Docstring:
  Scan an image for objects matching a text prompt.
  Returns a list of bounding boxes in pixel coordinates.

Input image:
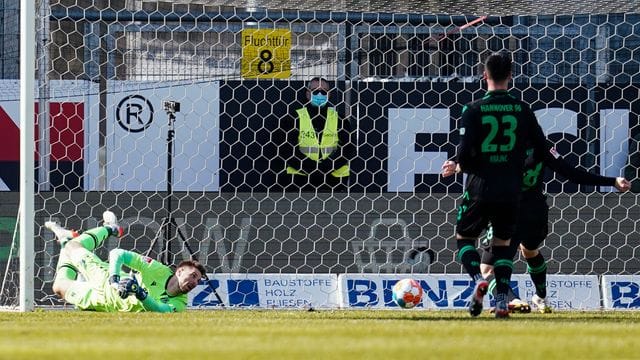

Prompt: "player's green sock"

[527,253,547,298]
[487,274,497,295]
[488,275,519,301]
[457,240,482,280]
[68,227,111,251]
[492,245,513,298]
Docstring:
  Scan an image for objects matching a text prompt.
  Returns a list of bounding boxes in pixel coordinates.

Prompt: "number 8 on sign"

[258,49,274,74]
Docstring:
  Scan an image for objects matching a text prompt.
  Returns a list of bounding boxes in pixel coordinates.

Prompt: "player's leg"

[62,241,107,276]
[479,236,497,298]
[487,235,512,318]
[481,239,530,314]
[67,227,114,251]
[455,193,489,317]
[53,252,113,312]
[483,197,541,314]
[480,228,499,291]
[51,247,99,310]
[519,200,552,313]
[52,244,104,301]
[48,211,122,308]
[45,221,79,243]
[487,201,519,319]
[494,230,531,313]
[502,235,530,313]
[46,221,79,299]
[58,242,130,312]
[479,227,494,278]
[52,250,76,299]
[60,211,123,251]
[521,245,551,313]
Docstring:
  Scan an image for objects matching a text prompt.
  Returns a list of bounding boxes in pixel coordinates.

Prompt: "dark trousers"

[283,173,348,192]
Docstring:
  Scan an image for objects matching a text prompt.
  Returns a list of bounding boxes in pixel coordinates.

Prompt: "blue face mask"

[310,93,328,107]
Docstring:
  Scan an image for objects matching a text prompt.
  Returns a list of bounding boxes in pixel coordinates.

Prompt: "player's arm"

[107,249,178,313]
[545,147,630,191]
[118,278,177,313]
[108,248,153,277]
[441,160,461,177]
[138,296,178,313]
[527,112,548,164]
[456,105,480,174]
[116,276,177,312]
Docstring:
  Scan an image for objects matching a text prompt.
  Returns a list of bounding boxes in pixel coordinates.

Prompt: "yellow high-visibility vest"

[286,107,349,178]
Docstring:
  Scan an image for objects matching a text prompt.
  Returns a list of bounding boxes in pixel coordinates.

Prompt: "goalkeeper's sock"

[457,239,482,280]
[45,221,79,248]
[68,227,110,251]
[102,211,124,237]
[491,245,514,298]
[527,253,547,299]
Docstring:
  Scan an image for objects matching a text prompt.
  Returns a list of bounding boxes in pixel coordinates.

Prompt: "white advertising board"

[189,273,339,309]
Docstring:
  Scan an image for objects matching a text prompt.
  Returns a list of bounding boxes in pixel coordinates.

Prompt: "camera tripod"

[159,104,186,264]
[147,101,224,306]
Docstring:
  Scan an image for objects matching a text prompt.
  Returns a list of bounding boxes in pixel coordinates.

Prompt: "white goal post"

[17,0,35,312]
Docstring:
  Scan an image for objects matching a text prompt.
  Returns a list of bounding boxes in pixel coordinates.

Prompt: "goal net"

[1,0,639,310]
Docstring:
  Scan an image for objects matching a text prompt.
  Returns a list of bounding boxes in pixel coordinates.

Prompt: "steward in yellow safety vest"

[286,106,350,178]
[283,77,353,191]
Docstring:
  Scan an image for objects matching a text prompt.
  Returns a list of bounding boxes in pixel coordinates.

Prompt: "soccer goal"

[2,1,639,311]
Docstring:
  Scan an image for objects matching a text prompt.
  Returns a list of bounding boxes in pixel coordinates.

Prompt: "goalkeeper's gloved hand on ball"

[108,274,120,290]
[116,277,148,301]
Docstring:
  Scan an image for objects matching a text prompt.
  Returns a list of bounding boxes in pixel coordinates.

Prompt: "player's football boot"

[531,294,552,313]
[469,280,489,317]
[508,298,531,313]
[102,210,124,237]
[44,221,78,244]
[489,298,531,314]
[494,299,510,319]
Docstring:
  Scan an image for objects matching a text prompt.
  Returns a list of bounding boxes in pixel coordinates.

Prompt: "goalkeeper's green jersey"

[109,249,188,313]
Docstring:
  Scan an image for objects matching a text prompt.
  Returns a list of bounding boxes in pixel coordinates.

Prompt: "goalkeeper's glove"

[108,274,120,291]
[117,277,148,301]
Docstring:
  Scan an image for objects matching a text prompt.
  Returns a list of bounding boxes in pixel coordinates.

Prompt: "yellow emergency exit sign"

[241,29,291,79]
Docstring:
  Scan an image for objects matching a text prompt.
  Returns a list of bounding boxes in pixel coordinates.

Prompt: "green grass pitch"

[1,310,638,359]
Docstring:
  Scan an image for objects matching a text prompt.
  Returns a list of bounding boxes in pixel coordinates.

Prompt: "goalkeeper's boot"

[531,294,552,314]
[45,221,79,244]
[494,299,510,319]
[468,279,488,317]
[102,210,124,237]
[508,298,531,313]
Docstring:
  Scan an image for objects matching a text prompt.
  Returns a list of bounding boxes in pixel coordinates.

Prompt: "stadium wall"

[0,191,637,276]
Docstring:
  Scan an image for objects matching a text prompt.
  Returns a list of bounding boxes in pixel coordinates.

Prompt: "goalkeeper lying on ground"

[48,211,206,312]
